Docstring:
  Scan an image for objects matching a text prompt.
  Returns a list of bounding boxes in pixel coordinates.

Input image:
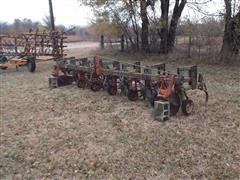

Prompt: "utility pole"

[48,0,55,31]
[48,0,57,56]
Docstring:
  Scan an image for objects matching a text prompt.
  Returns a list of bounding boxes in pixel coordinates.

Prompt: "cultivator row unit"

[0,30,66,72]
[50,56,208,120]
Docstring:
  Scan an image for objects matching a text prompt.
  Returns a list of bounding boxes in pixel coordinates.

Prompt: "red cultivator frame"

[51,56,208,118]
[0,30,66,72]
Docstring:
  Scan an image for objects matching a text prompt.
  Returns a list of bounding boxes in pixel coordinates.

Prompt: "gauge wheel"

[181,99,194,115]
[91,82,101,92]
[0,56,8,70]
[108,85,117,95]
[1,67,8,70]
[149,89,157,107]
[128,89,138,101]
[27,56,36,72]
[169,93,181,116]
[77,79,86,88]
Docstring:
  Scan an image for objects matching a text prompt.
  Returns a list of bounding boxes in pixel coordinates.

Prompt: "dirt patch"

[66,42,100,58]
[0,48,240,179]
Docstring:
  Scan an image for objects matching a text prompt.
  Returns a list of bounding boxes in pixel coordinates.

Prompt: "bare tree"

[158,0,187,53]
[125,0,140,49]
[220,0,240,63]
[168,0,187,51]
[159,0,170,53]
[140,0,152,52]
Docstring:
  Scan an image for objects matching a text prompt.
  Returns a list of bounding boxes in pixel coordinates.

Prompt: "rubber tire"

[91,82,101,92]
[128,89,138,101]
[27,57,36,72]
[0,55,7,63]
[0,56,8,70]
[149,89,157,107]
[107,85,117,95]
[77,79,86,88]
[169,93,181,116]
[58,75,74,86]
[181,99,194,115]
[120,84,129,96]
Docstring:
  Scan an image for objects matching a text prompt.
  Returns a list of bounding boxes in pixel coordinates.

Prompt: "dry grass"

[0,47,240,179]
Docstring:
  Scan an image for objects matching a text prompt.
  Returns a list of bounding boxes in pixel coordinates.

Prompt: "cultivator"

[0,30,66,72]
[51,56,208,119]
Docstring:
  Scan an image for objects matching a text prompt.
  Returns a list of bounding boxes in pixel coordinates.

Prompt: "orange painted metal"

[51,65,60,76]
[157,76,175,99]
[94,56,102,76]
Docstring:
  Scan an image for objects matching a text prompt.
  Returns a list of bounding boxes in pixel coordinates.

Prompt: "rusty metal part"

[157,75,176,99]
[107,75,118,95]
[57,56,209,117]
[0,30,66,59]
[90,73,102,92]
[75,71,86,88]
[94,56,102,76]
[108,85,118,95]
[128,89,138,101]
[169,92,181,115]
[77,79,86,89]
[181,99,194,115]
[91,82,102,92]
[0,30,66,72]
[198,74,208,105]
[51,65,60,76]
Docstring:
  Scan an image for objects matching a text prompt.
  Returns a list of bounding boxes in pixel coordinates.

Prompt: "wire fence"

[174,35,223,61]
[100,35,239,61]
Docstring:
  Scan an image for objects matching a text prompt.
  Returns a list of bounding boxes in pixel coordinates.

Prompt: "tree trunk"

[140,0,150,52]
[159,0,169,54]
[167,0,186,52]
[220,21,236,63]
[220,0,240,63]
[128,0,140,50]
[113,11,136,49]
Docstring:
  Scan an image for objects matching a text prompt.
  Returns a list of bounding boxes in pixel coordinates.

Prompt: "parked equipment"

[50,56,208,119]
[0,30,66,72]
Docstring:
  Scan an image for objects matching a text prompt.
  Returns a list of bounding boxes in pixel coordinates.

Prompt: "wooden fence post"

[100,35,104,49]
[198,36,201,60]
[121,35,125,52]
[188,34,192,58]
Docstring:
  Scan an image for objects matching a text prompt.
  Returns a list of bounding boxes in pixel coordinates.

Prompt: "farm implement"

[51,56,208,120]
[0,30,66,72]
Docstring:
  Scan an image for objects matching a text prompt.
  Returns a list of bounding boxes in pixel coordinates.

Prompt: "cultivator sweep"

[0,30,66,72]
[51,56,208,119]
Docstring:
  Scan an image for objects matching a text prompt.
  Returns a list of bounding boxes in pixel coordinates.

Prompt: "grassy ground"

[0,48,240,179]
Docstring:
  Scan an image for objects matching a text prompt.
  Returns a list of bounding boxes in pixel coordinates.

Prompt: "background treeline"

[0,18,92,41]
[0,18,66,34]
[79,0,240,63]
[1,0,239,63]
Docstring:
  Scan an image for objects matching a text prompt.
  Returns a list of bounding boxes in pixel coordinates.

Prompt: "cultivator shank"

[53,56,208,119]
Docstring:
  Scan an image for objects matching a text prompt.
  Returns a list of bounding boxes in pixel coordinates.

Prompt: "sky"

[0,0,232,27]
[0,0,94,27]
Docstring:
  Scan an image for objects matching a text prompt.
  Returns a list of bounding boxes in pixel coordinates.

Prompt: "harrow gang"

[0,30,66,72]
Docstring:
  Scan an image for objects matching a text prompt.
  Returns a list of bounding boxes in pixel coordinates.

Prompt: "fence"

[100,35,238,61]
[100,35,124,51]
[174,35,223,61]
